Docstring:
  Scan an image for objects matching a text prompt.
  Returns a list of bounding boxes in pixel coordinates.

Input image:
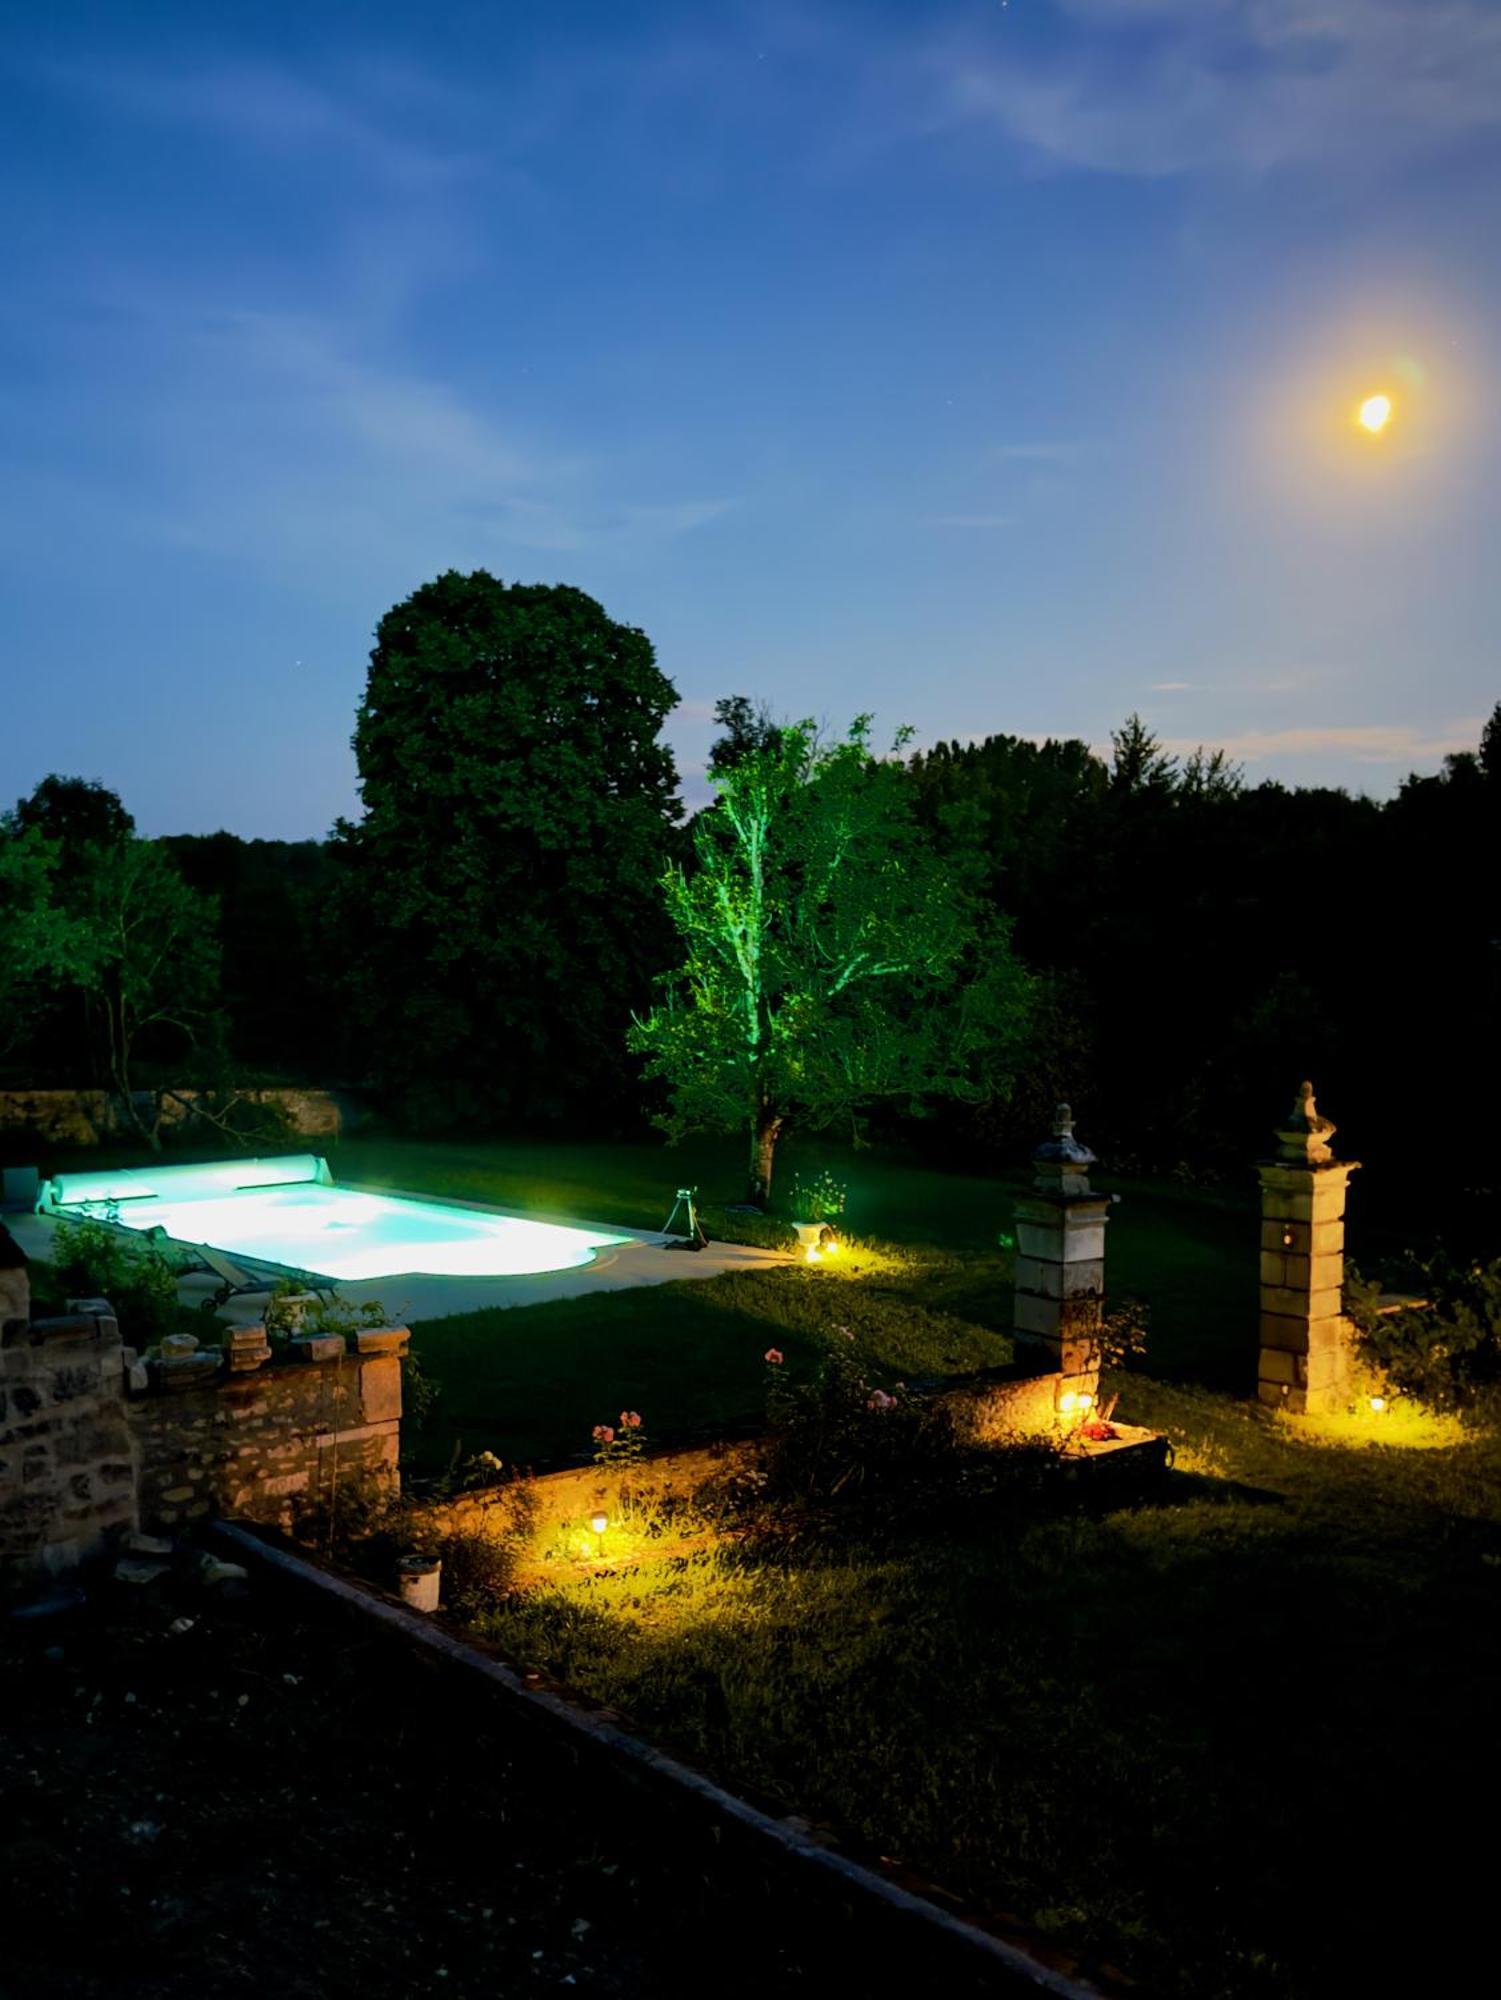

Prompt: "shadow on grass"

[473,1423,1501,2000]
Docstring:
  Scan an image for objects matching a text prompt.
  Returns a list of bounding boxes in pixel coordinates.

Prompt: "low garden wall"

[128,1337,406,1535]
[0,1225,408,1582]
[427,1368,1072,1548]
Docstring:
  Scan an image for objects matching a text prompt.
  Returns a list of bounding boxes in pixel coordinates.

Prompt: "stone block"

[157,1352,222,1400]
[359,1355,403,1424]
[1259,1284,1343,1322]
[1258,1346,1299,1385]
[353,1327,410,1358]
[290,1334,346,1365]
[1260,1312,1310,1353]
[1013,1212,1109,1264]
[1302,1341,1352,1394]
[1012,1254,1055,1298]
[1013,1291,1064,1340]
[1262,1219,1306,1256]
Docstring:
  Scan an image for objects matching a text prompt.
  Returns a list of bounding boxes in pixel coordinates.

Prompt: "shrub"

[1348,1254,1501,1411]
[427,1521,526,1618]
[47,1217,182,1345]
[761,1341,959,1504]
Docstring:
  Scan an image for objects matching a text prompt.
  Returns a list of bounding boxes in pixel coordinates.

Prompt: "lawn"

[465,1380,1501,1998]
[313,1133,1258,1472]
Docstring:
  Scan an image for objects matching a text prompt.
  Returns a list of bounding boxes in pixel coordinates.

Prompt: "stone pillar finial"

[1256,1080,1360,1415]
[1274,1081,1336,1165]
[1032,1103,1097,1194]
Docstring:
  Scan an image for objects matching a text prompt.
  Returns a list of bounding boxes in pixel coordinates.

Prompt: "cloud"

[1151,681,1195,691]
[937,0,1501,177]
[0,286,737,594]
[1161,720,1484,765]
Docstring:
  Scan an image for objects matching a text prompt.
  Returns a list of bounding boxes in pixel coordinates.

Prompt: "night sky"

[3,0,1497,834]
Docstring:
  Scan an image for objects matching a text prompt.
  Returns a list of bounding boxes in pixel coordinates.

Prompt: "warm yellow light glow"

[590,1512,608,1536]
[1058,1388,1096,1419]
[805,1245,822,1264]
[822,1239,840,1256]
[1358,392,1393,434]
[1368,1396,1387,1414]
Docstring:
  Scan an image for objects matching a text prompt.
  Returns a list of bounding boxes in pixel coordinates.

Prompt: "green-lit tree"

[334,570,683,1125]
[631,719,1030,1204]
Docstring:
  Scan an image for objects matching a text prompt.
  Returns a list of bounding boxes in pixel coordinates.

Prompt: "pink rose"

[592,1424,615,1445]
[620,1410,643,1429]
[764,1348,784,1366]
[866,1390,896,1412]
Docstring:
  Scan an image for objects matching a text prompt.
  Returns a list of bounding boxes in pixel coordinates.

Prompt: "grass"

[469,1378,1501,1998]
[306,1133,1258,1471]
[29,1128,1497,1989]
[24,1129,1258,1469]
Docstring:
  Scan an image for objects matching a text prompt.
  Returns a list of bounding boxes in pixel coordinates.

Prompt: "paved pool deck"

[7,1207,791,1328]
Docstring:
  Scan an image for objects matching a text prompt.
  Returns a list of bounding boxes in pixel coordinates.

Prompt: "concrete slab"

[7,1208,789,1327]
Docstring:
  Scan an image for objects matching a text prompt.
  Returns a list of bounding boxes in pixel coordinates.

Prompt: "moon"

[1358,393,1393,434]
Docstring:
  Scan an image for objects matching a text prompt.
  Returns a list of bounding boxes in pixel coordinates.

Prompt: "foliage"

[910,704,1501,1234]
[161,832,343,1078]
[591,1408,647,1472]
[706,693,780,773]
[631,717,1031,1202]
[1348,1254,1501,1411]
[1098,1294,1151,1372]
[46,1217,183,1344]
[0,783,224,1141]
[13,773,136,849]
[761,1340,959,1504]
[786,1166,846,1224]
[264,1280,391,1341]
[331,569,682,1127]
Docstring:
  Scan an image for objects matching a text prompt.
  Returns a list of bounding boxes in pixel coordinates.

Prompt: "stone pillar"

[1256,1082,1359,1415]
[1012,1105,1111,1409]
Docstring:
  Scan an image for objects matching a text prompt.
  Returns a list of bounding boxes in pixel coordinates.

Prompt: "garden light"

[1368,1396,1387,1414]
[590,1511,608,1537]
[1058,1389,1096,1417]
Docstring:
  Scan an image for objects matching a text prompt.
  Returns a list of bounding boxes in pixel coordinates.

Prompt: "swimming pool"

[38,1155,632,1283]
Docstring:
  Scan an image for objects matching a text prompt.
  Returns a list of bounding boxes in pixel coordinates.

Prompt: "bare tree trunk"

[105,985,162,1152]
[746,1107,783,1207]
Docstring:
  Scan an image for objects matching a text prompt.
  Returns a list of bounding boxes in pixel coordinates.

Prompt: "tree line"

[2,569,1496,1231]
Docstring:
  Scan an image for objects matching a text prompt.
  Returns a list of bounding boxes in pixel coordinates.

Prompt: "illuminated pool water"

[39,1156,631,1282]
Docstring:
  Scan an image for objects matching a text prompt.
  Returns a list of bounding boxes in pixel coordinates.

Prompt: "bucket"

[397,1555,441,1614]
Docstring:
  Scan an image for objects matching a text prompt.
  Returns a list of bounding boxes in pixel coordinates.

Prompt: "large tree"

[335,571,683,1125]
[631,718,1030,1203]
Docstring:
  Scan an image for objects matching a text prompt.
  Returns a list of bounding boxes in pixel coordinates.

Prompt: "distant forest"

[3,573,1496,1245]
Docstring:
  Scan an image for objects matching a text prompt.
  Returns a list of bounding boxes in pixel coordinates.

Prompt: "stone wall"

[431,1370,1067,1543]
[1,1245,139,1579]
[127,1337,405,1535]
[0,1086,345,1147]
[1,1213,407,1581]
